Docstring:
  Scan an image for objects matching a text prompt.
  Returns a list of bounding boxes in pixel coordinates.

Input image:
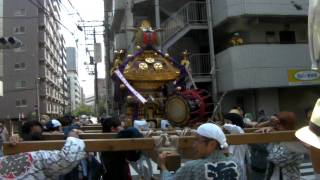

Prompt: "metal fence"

[189,53,211,76]
[161,1,207,44]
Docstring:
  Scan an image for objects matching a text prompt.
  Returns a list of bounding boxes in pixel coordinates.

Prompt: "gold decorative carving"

[145,57,155,64]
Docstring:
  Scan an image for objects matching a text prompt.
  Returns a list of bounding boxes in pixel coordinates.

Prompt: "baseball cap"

[196,123,228,149]
[45,119,62,129]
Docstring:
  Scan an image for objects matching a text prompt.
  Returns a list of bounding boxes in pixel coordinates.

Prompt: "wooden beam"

[42,128,259,140]
[84,130,102,133]
[80,127,258,133]
[81,126,102,130]
[42,133,117,140]
[3,131,297,155]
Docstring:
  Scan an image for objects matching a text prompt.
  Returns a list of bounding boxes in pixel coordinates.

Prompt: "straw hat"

[296,99,320,149]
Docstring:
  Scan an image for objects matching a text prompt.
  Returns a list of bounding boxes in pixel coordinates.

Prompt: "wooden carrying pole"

[80,127,260,133]
[4,130,297,155]
[41,128,259,140]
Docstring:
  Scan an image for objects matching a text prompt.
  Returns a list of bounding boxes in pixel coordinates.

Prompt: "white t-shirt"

[223,124,248,180]
[134,119,149,130]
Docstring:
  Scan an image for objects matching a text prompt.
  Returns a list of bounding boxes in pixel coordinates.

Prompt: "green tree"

[98,96,107,116]
[72,103,94,116]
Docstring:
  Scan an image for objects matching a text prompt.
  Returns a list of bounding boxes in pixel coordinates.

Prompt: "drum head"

[165,95,190,126]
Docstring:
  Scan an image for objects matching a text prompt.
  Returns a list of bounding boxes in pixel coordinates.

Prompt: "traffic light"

[0,37,22,49]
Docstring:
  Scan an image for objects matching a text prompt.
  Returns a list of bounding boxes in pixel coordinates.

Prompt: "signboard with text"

[288,69,320,85]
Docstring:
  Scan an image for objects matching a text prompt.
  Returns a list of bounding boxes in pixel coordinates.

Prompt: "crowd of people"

[0,107,318,179]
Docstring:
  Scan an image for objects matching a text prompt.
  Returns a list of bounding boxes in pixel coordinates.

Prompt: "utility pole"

[93,28,99,117]
[105,12,111,115]
[206,0,218,103]
[155,0,161,50]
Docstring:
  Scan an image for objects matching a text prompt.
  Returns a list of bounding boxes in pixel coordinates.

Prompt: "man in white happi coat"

[0,128,86,180]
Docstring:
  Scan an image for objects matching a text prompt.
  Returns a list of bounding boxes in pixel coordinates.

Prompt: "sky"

[60,0,105,98]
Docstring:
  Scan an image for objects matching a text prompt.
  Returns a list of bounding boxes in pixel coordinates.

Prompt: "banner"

[114,69,147,104]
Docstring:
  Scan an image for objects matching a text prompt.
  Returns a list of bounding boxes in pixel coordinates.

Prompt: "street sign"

[94,43,102,62]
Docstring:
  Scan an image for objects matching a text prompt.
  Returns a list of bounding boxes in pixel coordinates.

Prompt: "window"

[39,25,45,31]
[266,31,276,43]
[16,99,27,107]
[39,42,45,48]
[13,44,26,52]
[15,80,26,89]
[14,9,26,16]
[15,100,20,107]
[279,31,296,44]
[14,62,26,70]
[13,26,25,34]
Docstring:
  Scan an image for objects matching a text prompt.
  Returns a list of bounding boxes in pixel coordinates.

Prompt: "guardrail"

[189,53,211,76]
[161,1,207,44]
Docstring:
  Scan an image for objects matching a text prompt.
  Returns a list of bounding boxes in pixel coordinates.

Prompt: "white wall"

[248,22,307,43]
[213,0,308,26]
[216,44,311,91]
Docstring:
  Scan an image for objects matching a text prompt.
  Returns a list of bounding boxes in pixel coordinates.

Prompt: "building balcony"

[161,1,207,51]
[216,43,311,92]
[189,53,211,82]
[212,0,308,26]
[110,0,126,33]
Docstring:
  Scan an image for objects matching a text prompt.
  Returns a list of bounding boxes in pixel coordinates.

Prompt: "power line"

[60,1,73,15]
[35,0,75,34]
[65,0,84,22]
[27,0,75,35]
[0,16,40,19]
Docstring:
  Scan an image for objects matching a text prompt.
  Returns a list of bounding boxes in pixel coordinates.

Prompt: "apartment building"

[66,47,81,111]
[0,0,68,119]
[105,0,318,119]
[60,36,69,114]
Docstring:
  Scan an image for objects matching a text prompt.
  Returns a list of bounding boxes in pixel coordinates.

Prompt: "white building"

[66,47,81,111]
[85,96,95,108]
[0,0,68,118]
[105,0,317,120]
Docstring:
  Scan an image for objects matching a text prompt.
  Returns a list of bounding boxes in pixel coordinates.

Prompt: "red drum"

[165,89,213,127]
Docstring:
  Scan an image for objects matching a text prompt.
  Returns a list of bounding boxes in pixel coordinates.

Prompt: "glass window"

[14,9,26,16]
[15,80,26,88]
[14,63,20,69]
[13,26,25,34]
[15,100,20,107]
[16,99,27,107]
[14,62,26,70]
[21,99,27,105]
[13,44,26,52]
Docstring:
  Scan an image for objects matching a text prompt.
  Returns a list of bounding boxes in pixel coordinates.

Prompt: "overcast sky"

[60,0,105,98]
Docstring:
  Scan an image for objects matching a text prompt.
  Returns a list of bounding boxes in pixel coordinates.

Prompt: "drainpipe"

[206,0,218,103]
[155,0,162,50]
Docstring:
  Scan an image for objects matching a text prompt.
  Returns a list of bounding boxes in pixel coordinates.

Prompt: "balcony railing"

[161,1,207,44]
[189,53,211,77]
